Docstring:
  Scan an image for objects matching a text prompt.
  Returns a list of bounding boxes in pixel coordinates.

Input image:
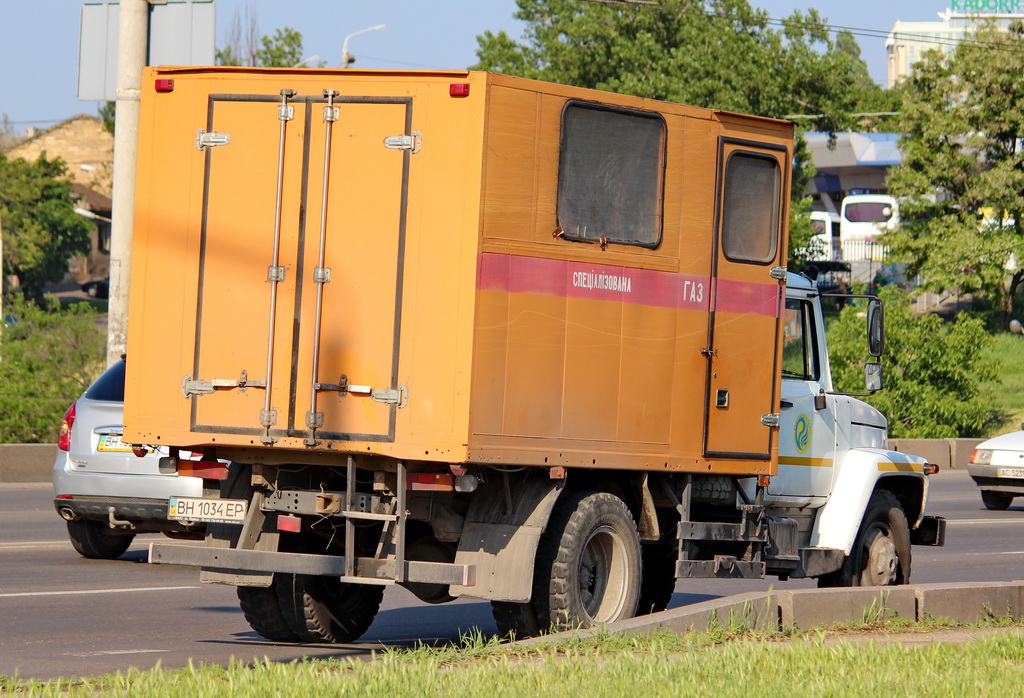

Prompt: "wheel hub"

[862,527,898,585]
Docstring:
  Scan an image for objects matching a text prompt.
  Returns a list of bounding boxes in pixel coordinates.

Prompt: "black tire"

[818,489,911,588]
[981,490,1013,511]
[636,542,677,615]
[533,491,642,633]
[275,574,384,643]
[237,580,301,642]
[66,519,134,559]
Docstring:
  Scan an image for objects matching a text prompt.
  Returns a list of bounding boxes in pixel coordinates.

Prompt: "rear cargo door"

[189,89,412,445]
[295,94,413,444]
[703,139,788,460]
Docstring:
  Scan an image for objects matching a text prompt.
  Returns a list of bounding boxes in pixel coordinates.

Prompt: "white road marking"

[0,586,198,599]
[69,649,169,657]
[964,551,1024,556]
[946,518,1024,525]
[0,541,80,551]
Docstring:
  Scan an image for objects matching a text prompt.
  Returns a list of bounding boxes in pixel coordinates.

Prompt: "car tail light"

[58,403,76,451]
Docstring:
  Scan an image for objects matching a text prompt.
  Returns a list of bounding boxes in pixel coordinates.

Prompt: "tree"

[826,289,997,438]
[216,7,318,69]
[475,1,888,131]
[473,0,892,263]
[0,295,105,443]
[885,22,1024,324]
[0,153,92,303]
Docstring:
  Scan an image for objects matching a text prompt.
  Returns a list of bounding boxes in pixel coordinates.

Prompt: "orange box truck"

[125,67,943,641]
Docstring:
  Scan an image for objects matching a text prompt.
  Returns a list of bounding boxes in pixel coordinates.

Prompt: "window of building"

[557,102,665,248]
[720,152,781,263]
[782,298,819,382]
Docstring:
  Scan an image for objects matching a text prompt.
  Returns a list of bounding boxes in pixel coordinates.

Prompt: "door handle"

[780,400,794,409]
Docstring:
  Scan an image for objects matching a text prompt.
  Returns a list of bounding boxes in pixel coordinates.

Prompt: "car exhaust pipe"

[58,507,78,521]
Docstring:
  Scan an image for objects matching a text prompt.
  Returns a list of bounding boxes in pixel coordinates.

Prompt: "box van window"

[721,152,780,263]
[557,102,665,248]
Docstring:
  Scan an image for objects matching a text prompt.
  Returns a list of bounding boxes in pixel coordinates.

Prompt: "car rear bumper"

[53,495,205,534]
[967,462,1024,494]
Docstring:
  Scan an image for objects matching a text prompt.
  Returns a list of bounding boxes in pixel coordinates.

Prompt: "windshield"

[845,202,892,223]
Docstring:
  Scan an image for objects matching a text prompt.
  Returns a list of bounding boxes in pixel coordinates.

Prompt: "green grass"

[980,332,1024,436]
[4,626,1024,697]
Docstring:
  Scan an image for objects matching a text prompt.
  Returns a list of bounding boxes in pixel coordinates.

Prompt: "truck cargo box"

[124,68,792,477]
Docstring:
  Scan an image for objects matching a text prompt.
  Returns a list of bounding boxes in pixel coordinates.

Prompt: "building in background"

[2,114,114,286]
[886,5,1024,88]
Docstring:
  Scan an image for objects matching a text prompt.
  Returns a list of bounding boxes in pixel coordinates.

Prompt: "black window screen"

[781,299,819,382]
[721,152,780,263]
[557,103,665,247]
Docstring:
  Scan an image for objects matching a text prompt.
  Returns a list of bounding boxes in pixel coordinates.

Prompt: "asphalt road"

[2,468,1022,681]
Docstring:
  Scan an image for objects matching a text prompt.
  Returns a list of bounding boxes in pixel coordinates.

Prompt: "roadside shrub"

[0,294,105,443]
[827,287,998,438]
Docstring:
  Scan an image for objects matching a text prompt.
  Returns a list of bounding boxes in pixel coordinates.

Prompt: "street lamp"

[74,207,114,223]
[341,24,386,69]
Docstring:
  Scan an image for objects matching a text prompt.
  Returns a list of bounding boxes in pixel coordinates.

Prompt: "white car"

[52,358,207,559]
[967,429,1024,510]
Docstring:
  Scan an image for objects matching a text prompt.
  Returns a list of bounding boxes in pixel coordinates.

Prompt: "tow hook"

[107,506,136,530]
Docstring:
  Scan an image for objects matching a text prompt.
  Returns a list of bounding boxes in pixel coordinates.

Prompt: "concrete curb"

[0,444,55,483]
[513,582,1024,645]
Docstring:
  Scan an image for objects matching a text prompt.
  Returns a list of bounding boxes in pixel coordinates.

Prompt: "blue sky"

[0,1,960,135]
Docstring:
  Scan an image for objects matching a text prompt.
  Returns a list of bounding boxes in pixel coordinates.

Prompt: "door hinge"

[383,131,422,154]
[761,413,781,428]
[769,266,788,280]
[195,129,231,151]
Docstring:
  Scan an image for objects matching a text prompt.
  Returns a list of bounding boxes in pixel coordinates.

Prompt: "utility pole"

[107,0,148,366]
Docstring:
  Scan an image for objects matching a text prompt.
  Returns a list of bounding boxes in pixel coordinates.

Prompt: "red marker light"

[449,83,470,97]
[277,514,302,533]
[155,79,175,93]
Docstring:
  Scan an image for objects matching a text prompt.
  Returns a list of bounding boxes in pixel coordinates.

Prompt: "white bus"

[840,194,898,261]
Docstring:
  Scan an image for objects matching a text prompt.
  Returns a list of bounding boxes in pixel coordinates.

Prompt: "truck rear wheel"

[275,574,384,643]
[237,580,300,642]
[818,489,911,588]
[533,491,642,633]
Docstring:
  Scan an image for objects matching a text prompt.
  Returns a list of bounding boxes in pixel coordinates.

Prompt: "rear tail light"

[58,403,76,451]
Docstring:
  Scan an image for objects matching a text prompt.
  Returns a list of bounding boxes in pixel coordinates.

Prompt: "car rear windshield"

[84,360,126,402]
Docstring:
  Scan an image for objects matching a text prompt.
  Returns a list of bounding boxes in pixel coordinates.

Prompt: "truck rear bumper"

[149,542,477,587]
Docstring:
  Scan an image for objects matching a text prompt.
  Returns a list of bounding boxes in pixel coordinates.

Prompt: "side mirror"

[865,362,883,393]
[867,298,884,357]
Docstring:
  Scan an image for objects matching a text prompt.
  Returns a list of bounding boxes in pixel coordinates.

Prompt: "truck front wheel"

[534,491,642,632]
[275,574,384,643]
[818,489,911,588]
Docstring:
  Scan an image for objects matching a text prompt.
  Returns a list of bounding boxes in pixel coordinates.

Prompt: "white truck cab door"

[771,295,837,501]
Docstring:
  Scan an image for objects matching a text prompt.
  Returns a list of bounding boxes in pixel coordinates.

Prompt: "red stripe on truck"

[476,253,779,318]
